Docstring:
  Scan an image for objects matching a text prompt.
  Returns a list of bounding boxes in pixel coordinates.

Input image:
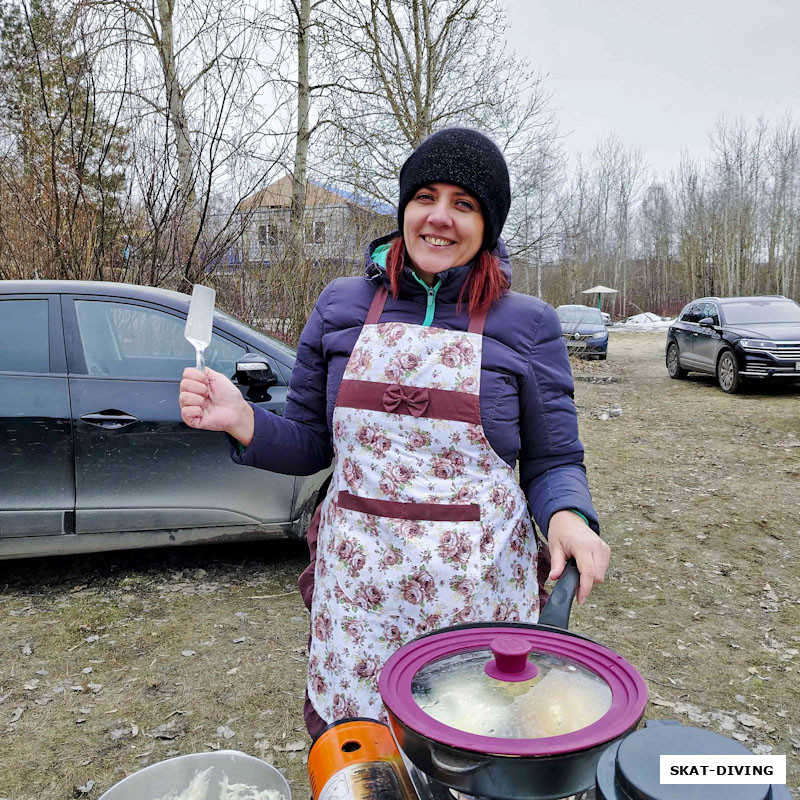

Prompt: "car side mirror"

[235,353,278,388]
[698,317,716,327]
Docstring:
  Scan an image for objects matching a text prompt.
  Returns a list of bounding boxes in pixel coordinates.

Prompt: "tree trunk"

[157,0,195,213]
[290,0,311,262]
[286,0,314,323]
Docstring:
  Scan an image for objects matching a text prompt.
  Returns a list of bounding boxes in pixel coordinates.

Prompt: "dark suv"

[666,295,800,393]
[0,280,330,560]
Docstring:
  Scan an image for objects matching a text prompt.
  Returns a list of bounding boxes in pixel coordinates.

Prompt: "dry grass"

[572,331,800,796]
[0,544,313,799]
[1,331,798,799]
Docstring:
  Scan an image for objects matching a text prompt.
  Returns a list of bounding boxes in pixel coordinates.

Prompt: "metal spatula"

[184,284,216,371]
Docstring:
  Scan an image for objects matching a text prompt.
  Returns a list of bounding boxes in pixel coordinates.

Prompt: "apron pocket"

[337,490,480,521]
[329,493,482,626]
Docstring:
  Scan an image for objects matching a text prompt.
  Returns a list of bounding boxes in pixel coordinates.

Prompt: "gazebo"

[582,285,618,311]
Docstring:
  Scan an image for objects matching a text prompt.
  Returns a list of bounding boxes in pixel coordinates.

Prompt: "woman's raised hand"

[179,367,255,446]
[546,510,610,606]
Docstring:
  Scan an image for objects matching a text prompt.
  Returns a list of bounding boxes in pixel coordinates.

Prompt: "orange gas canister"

[308,718,418,800]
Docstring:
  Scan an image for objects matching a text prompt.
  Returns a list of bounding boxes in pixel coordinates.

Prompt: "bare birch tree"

[707,117,765,296]
[764,115,799,298]
[590,136,645,316]
[554,157,595,304]
[637,182,674,310]
[507,141,568,297]
[673,154,713,300]
[85,0,290,287]
[316,0,558,209]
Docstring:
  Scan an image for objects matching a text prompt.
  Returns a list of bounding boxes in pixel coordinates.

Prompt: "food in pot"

[413,650,611,739]
[155,768,285,800]
[218,776,284,800]
[514,668,610,737]
[155,767,212,800]
[414,670,505,733]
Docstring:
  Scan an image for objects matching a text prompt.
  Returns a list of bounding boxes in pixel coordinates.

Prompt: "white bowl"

[98,750,291,800]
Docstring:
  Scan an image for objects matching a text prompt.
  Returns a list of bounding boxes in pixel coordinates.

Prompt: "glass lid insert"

[410,648,612,740]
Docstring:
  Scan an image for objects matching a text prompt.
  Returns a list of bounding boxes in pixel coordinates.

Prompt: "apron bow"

[382,383,430,417]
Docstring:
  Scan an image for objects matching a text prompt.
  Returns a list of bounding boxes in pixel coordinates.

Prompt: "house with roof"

[229,175,395,268]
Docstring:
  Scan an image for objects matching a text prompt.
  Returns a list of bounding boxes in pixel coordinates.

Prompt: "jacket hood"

[363,232,512,304]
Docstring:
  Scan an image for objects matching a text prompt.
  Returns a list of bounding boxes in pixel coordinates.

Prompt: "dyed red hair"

[385,236,508,317]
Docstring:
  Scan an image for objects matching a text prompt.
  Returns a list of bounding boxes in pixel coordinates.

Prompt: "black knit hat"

[398,127,511,250]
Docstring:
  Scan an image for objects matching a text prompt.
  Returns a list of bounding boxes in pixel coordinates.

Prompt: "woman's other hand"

[179,367,255,446]
[547,510,610,605]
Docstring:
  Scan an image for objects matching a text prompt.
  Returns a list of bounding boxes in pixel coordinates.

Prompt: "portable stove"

[404,759,594,800]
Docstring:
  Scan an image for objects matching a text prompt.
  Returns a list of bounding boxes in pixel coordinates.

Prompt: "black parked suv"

[666,295,800,393]
[0,281,330,560]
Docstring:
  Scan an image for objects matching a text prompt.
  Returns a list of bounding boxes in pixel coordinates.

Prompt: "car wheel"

[666,342,686,379]
[717,350,742,393]
[598,353,607,361]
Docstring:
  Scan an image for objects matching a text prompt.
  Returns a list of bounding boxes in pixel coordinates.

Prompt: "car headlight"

[591,331,606,339]
[739,339,776,349]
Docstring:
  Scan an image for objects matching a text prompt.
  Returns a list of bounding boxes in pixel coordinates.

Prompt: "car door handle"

[80,410,139,429]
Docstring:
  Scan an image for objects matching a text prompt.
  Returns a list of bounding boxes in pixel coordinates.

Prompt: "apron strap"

[467,306,488,335]
[365,285,389,325]
[365,281,488,335]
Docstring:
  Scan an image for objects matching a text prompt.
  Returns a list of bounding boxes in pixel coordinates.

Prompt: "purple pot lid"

[379,626,648,757]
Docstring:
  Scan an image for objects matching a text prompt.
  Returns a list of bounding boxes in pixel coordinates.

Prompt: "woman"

[179,128,609,738]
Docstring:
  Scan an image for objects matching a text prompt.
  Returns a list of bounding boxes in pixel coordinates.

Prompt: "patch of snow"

[611,312,675,331]
[628,312,662,323]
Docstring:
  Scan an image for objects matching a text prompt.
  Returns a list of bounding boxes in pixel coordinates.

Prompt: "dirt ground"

[1,330,798,800]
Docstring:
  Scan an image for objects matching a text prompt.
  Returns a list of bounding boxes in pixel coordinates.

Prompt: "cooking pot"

[378,562,648,800]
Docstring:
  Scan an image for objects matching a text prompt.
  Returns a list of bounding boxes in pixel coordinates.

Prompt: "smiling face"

[402,183,485,284]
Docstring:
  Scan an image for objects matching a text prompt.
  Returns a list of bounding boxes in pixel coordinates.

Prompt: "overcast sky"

[504,0,800,180]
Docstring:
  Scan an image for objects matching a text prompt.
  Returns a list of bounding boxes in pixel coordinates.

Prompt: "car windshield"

[557,307,603,324]
[722,300,800,325]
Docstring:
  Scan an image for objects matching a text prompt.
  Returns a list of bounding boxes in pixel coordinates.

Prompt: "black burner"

[405,763,595,800]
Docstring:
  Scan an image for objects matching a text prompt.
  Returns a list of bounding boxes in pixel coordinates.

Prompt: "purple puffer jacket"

[233,234,599,536]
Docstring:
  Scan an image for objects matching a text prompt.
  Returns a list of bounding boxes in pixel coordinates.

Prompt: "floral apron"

[307,285,540,723]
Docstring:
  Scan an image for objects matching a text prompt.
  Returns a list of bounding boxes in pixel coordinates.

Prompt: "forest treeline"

[1,0,797,336]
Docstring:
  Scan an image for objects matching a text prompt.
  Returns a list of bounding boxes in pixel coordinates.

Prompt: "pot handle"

[430,745,489,776]
[538,558,579,630]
